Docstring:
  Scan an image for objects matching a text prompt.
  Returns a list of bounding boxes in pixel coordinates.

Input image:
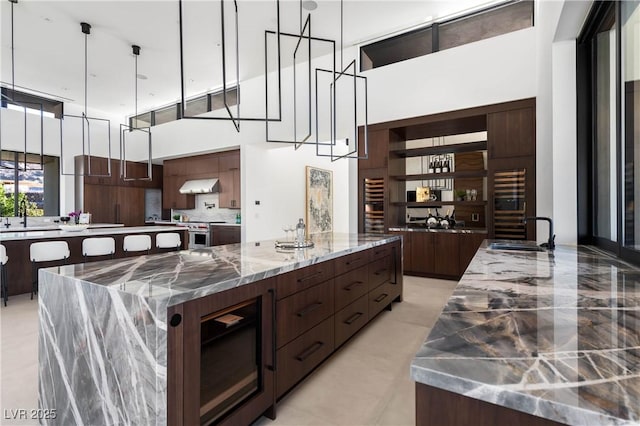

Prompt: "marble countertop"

[411,240,640,425]
[389,226,487,234]
[0,223,124,233]
[0,225,185,241]
[40,233,399,306]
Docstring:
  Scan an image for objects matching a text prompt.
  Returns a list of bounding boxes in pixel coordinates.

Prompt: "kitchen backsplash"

[145,189,162,221]
[172,193,238,223]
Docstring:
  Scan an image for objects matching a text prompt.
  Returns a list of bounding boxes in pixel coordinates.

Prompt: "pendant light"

[0,0,44,171]
[120,45,152,181]
[60,22,112,176]
[315,0,369,161]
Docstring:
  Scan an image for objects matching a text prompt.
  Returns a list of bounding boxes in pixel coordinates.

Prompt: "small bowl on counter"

[59,224,90,232]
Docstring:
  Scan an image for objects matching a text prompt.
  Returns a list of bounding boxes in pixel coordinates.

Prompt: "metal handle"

[374,249,387,256]
[374,293,388,303]
[344,312,363,325]
[297,271,322,283]
[391,245,398,285]
[346,257,362,266]
[295,341,324,362]
[296,301,323,317]
[344,281,364,291]
[267,288,277,371]
[374,267,387,276]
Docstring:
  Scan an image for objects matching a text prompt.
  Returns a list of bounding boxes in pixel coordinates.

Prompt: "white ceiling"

[0,0,497,119]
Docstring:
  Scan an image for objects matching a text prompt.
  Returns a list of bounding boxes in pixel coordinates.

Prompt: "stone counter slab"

[411,242,640,425]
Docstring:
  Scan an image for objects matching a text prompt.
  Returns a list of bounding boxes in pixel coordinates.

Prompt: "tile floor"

[0,276,457,426]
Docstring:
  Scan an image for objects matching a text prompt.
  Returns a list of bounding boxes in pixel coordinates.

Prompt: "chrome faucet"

[19,199,27,228]
[524,216,555,250]
[3,217,9,229]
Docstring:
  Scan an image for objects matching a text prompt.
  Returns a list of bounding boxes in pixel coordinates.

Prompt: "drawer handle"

[296,301,323,317]
[374,249,387,256]
[374,293,388,303]
[344,281,364,291]
[344,312,363,325]
[346,257,363,266]
[374,268,387,276]
[295,341,324,362]
[297,271,323,283]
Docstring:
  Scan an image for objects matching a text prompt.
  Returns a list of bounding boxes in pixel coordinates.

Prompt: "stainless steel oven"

[186,223,211,249]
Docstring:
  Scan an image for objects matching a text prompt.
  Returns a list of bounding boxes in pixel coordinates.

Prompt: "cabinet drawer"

[335,295,369,348]
[369,244,392,262]
[369,282,393,319]
[334,251,369,276]
[276,316,334,398]
[334,265,368,311]
[276,281,334,348]
[368,255,392,290]
[277,261,335,299]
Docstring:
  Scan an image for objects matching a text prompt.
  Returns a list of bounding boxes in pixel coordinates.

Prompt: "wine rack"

[364,177,385,233]
[493,169,526,239]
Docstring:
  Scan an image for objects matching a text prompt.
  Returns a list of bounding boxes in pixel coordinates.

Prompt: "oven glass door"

[190,232,210,248]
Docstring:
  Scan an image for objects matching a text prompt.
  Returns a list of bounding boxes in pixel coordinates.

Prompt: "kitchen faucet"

[19,199,27,228]
[524,216,555,250]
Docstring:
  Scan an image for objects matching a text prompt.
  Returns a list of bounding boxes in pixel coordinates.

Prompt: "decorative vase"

[74,216,79,224]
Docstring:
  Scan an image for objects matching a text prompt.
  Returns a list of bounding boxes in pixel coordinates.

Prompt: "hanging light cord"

[84,29,88,118]
[340,0,343,69]
[134,51,138,122]
[10,0,15,94]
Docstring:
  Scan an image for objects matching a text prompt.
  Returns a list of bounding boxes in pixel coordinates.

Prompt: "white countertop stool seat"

[30,241,70,300]
[1,244,8,307]
[123,235,151,255]
[156,233,181,251]
[82,237,116,261]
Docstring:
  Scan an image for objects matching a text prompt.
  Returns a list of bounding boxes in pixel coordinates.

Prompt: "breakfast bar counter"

[411,241,640,425]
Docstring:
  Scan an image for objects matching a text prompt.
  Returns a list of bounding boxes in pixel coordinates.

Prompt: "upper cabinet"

[162,149,241,210]
[487,106,535,159]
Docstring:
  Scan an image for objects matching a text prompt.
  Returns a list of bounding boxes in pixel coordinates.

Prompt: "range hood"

[179,178,219,194]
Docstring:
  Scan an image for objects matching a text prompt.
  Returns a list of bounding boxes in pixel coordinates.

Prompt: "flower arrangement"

[68,210,82,224]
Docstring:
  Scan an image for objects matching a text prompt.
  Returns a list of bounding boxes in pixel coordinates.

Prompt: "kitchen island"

[1,225,188,296]
[411,241,640,425]
[38,233,401,425]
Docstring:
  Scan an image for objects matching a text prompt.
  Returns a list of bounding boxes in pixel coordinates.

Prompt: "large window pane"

[154,105,178,125]
[623,0,640,249]
[595,23,617,241]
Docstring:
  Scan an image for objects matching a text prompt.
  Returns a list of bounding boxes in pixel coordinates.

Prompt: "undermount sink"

[488,242,546,252]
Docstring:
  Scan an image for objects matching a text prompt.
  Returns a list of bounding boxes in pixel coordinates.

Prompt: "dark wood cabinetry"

[162,149,240,210]
[211,225,241,246]
[167,240,402,424]
[78,155,162,226]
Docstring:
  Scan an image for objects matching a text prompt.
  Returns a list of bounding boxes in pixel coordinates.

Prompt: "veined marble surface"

[411,241,640,425]
[0,225,184,241]
[38,233,399,425]
[388,226,487,234]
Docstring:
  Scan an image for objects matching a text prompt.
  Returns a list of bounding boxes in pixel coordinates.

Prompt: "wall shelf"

[392,201,487,208]
[390,141,487,158]
[390,170,487,181]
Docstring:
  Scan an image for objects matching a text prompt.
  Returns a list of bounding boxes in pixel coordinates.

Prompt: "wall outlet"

[255,200,260,205]
[471,213,480,222]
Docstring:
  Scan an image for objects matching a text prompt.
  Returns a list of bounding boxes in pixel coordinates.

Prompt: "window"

[360,0,534,72]
[128,86,239,128]
[1,88,63,119]
[1,151,59,217]
[578,1,640,263]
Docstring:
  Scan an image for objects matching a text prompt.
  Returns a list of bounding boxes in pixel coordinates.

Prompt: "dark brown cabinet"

[162,176,195,210]
[84,185,145,226]
[409,232,435,276]
[219,169,241,209]
[211,225,241,246]
[487,107,535,159]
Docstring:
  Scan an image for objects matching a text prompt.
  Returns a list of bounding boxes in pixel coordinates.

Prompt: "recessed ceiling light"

[302,0,317,11]
[149,93,155,97]
[137,73,148,80]
[43,17,52,22]
[90,73,97,78]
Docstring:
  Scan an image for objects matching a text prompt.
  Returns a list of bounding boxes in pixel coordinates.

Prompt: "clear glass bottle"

[296,218,306,245]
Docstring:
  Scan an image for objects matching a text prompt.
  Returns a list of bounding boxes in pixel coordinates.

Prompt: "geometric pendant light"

[120,44,152,181]
[60,22,112,176]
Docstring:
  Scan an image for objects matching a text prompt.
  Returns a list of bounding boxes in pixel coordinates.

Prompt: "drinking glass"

[282,225,289,241]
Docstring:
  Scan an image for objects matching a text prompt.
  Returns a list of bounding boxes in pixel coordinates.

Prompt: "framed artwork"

[305,166,333,234]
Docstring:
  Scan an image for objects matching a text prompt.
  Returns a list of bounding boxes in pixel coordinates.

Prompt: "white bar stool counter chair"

[123,235,152,255]
[30,241,70,299]
[1,244,8,307]
[82,237,116,261]
[156,233,182,251]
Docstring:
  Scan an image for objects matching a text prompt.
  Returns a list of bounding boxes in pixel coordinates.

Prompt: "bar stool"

[82,237,116,261]
[1,244,8,307]
[123,235,151,255]
[30,241,70,299]
[156,233,181,251]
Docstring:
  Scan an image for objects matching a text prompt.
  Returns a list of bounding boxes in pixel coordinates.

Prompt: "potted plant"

[455,189,467,202]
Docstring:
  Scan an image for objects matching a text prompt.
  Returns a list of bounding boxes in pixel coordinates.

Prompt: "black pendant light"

[120,44,152,181]
[0,0,44,171]
[60,22,112,176]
